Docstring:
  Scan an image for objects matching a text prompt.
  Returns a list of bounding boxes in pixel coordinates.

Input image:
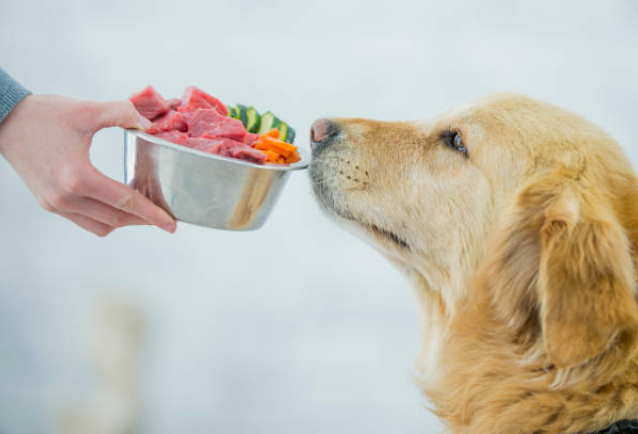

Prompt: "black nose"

[310,119,339,151]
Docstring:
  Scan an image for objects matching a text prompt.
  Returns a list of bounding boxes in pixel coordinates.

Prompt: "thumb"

[95,100,152,130]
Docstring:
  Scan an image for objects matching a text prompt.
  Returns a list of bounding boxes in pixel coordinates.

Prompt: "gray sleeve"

[0,67,31,124]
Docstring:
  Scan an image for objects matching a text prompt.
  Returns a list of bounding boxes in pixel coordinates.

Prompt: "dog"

[308,94,638,434]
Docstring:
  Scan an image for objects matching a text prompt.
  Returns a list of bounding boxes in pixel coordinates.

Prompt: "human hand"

[0,95,177,236]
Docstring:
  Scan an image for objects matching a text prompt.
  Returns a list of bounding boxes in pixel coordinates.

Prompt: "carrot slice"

[254,141,270,151]
[285,151,300,164]
[262,136,296,151]
[255,126,299,164]
[255,142,289,157]
[263,150,280,162]
[264,129,280,139]
[262,137,296,157]
[254,132,299,163]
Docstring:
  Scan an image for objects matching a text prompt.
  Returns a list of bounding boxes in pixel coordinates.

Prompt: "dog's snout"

[310,119,339,150]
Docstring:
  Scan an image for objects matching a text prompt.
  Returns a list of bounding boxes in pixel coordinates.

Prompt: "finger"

[94,100,152,131]
[62,196,149,228]
[83,168,177,233]
[58,211,115,237]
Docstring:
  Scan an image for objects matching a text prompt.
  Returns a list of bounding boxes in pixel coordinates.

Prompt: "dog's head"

[309,94,638,369]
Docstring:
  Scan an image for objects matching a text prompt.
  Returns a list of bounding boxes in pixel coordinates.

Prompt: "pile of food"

[129,86,299,165]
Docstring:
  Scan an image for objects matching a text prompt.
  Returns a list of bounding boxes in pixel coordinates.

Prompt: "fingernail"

[161,221,176,233]
[138,116,152,130]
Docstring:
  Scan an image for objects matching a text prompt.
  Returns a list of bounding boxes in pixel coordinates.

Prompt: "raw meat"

[153,130,188,144]
[130,85,270,165]
[130,85,169,120]
[230,145,269,164]
[189,109,246,140]
[242,133,259,147]
[182,137,221,153]
[167,98,181,110]
[181,86,228,116]
[176,106,194,123]
[147,110,187,134]
[210,139,268,164]
[181,137,268,164]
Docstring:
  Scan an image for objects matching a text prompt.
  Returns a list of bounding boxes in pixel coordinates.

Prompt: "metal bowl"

[123,129,309,231]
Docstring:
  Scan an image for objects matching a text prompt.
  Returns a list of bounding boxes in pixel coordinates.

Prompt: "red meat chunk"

[201,129,246,142]
[147,110,187,134]
[182,137,221,153]
[230,146,268,164]
[189,109,247,141]
[130,85,169,120]
[210,139,268,164]
[242,132,259,147]
[167,98,181,110]
[181,137,267,164]
[153,130,188,144]
[176,106,194,123]
[131,85,269,164]
[181,86,228,116]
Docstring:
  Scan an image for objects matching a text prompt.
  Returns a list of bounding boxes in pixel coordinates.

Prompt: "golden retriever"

[308,94,638,434]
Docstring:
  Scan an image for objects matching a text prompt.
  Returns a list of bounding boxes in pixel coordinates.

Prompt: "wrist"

[0,94,32,155]
[0,68,31,126]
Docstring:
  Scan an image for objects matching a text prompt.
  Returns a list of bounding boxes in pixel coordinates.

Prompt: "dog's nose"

[310,119,339,150]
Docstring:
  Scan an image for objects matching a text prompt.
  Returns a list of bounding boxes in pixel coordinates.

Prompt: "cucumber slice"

[257,111,276,135]
[285,127,296,144]
[246,107,261,133]
[226,105,237,118]
[272,115,282,130]
[235,104,248,127]
[277,121,289,142]
[256,111,294,142]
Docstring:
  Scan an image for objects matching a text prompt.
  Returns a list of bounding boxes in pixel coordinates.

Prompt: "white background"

[0,0,636,433]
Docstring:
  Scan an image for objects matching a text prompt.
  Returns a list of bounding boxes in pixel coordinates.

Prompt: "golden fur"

[309,94,638,433]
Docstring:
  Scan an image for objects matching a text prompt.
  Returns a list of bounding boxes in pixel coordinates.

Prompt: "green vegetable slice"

[257,111,276,135]
[235,104,248,127]
[285,127,296,144]
[246,107,261,133]
[277,121,289,142]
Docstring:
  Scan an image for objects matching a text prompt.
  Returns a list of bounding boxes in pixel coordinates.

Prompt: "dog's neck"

[406,263,638,434]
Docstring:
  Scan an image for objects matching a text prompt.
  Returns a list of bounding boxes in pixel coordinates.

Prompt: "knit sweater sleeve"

[0,67,31,124]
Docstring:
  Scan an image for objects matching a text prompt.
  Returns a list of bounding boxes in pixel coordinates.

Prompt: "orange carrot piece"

[255,140,286,157]
[263,150,280,161]
[271,147,291,158]
[264,129,280,139]
[285,151,300,164]
[262,137,297,157]
[262,135,296,151]
[273,146,293,158]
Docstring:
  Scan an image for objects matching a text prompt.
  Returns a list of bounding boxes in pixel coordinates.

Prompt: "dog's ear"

[536,188,638,368]
[485,176,638,368]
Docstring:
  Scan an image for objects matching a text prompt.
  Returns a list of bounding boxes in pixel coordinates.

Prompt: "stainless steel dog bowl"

[123,129,309,230]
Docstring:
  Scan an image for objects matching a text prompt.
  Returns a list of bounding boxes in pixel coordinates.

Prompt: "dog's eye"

[442,130,468,158]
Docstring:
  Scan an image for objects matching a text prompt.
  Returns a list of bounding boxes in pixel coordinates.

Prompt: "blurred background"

[0,0,636,432]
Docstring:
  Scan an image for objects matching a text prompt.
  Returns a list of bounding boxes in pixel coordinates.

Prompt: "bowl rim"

[124,128,310,171]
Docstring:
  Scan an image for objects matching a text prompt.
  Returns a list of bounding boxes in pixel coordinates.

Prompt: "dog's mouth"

[367,224,410,249]
[309,164,410,250]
